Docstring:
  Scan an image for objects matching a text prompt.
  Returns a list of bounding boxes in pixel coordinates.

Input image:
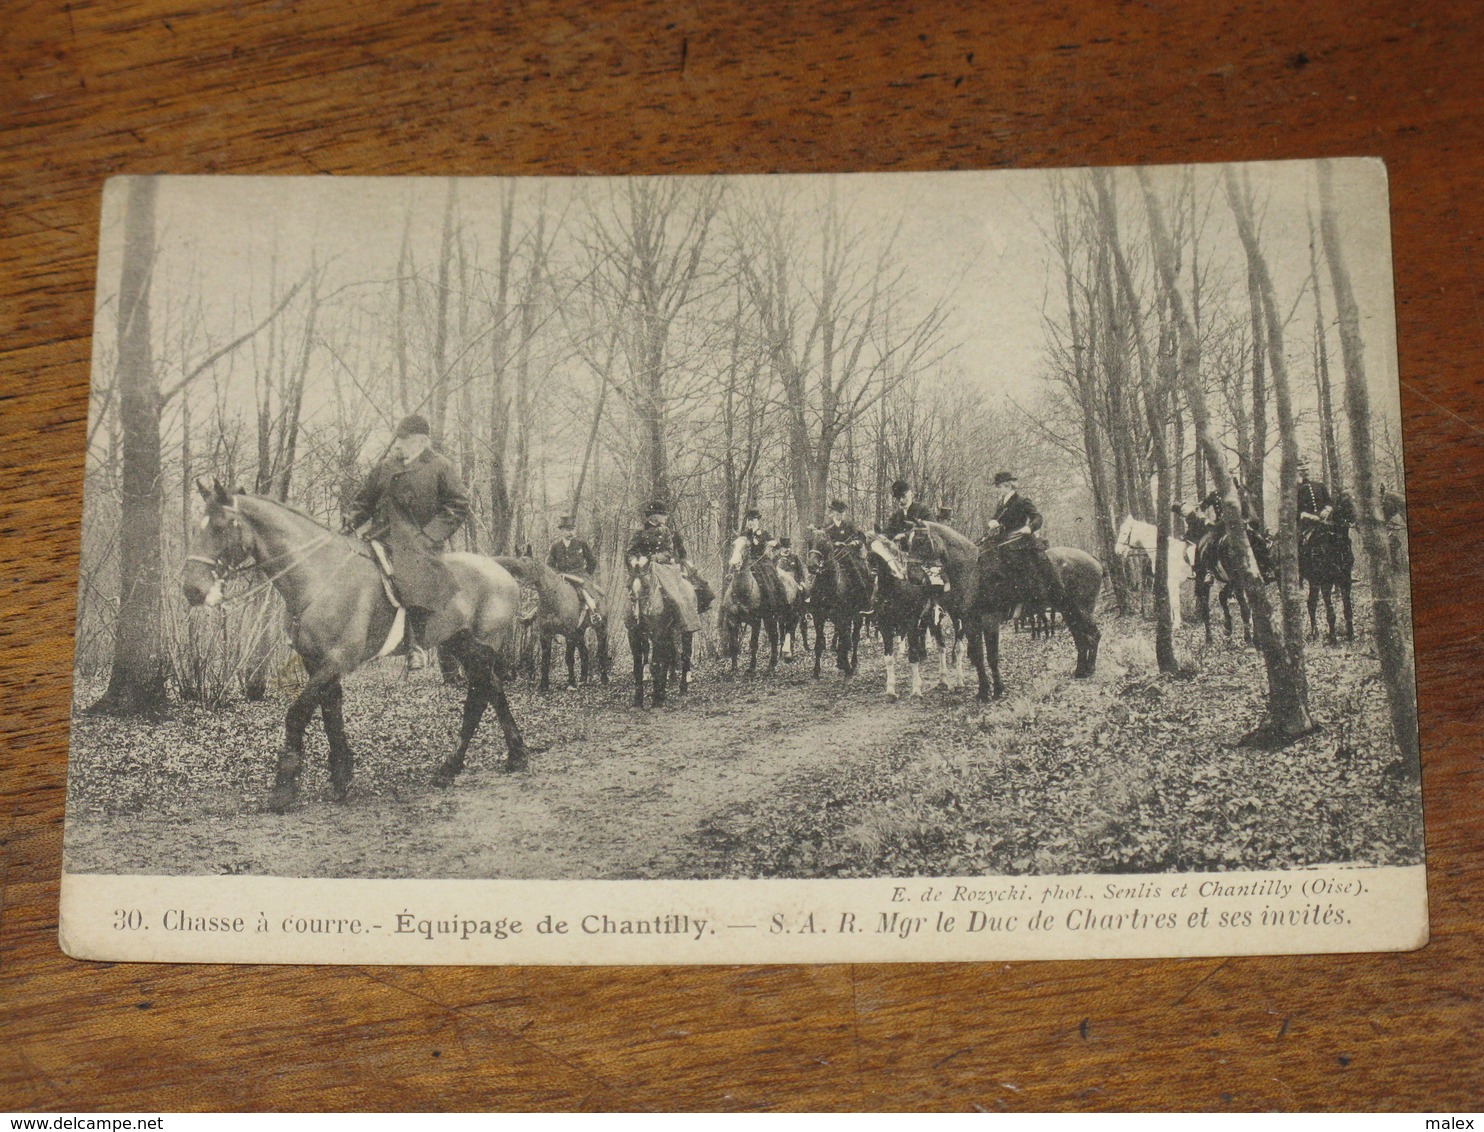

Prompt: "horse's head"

[866,532,908,580]
[184,478,253,607]
[726,535,751,571]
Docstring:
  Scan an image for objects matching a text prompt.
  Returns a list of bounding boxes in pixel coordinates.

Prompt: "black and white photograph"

[60,160,1424,963]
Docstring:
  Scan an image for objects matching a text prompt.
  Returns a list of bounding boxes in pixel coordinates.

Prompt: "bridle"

[186,505,344,608]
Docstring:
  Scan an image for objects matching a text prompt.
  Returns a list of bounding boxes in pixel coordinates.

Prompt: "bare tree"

[1317,160,1418,774]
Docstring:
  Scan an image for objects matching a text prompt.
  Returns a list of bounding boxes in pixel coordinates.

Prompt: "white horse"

[1114,515,1192,629]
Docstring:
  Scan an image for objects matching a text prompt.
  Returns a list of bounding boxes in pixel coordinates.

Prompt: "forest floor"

[64,598,1423,879]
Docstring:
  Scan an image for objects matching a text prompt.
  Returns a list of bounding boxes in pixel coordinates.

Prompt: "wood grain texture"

[2,0,1480,1111]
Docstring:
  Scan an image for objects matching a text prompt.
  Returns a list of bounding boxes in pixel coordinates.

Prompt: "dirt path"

[65,654,983,880]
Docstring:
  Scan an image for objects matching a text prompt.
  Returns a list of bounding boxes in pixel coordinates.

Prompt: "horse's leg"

[1306,580,1319,638]
[1323,581,1338,645]
[814,611,826,679]
[1198,578,1213,645]
[539,636,552,693]
[909,618,926,699]
[884,622,898,700]
[652,630,671,707]
[595,622,611,685]
[1342,581,1354,642]
[433,638,492,787]
[988,622,1005,697]
[767,616,780,671]
[320,674,355,802]
[630,625,646,709]
[680,631,693,694]
[269,661,338,814]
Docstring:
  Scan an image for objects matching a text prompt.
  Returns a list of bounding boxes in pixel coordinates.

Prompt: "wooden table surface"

[3,0,1480,1112]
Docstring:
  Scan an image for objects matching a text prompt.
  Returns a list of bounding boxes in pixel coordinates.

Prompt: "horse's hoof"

[504,753,529,773]
[886,692,899,702]
[430,768,458,788]
[565,684,578,692]
[935,681,949,692]
[330,779,352,803]
[266,789,296,815]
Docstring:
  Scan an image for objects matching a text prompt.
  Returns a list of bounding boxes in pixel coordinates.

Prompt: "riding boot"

[406,606,430,652]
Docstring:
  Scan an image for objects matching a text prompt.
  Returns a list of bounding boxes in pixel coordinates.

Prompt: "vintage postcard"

[60,160,1425,964]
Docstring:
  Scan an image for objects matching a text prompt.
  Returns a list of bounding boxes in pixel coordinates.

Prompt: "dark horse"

[1183,512,1276,644]
[1300,493,1357,644]
[806,530,873,678]
[964,539,1102,701]
[499,557,610,691]
[626,562,695,707]
[182,481,528,813]
[719,536,788,675]
[865,522,979,699]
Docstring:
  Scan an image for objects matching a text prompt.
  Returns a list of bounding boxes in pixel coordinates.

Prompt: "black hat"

[778,536,791,548]
[891,479,911,499]
[557,515,575,530]
[828,499,848,514]
[744,507,761,521]
[993,471,1017,486]
[645,500,670,517]
[395,413,431,439]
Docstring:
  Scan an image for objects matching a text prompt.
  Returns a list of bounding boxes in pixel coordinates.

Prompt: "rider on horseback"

[1297,456,1334,550]
[823,499,862,547]
[735,508,790,610]
[884,479,947,591]
[625,500,709,632]
[982,471,1071,613]
[342,413,470,650]
[547,514,603,622]
[774,536,807,589]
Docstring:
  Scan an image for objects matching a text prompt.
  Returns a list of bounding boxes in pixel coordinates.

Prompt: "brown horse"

[182,481,529,812]
[965,542,1102,700]
[626,562,695,707]
[719,536,786,674]
[498,557,610,691]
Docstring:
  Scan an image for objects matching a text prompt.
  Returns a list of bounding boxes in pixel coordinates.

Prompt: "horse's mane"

[233,493,333,529]
[923,521,977,553]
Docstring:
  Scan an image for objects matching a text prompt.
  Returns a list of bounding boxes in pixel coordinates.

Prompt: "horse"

[719,537,787,675]
[964,539,1103,701]
[497,557,610,691]
[774,555,812,662]
[625,561,694,707]
[1181,511,1274,645]
[181,480,529,813]
[806,530,873,678]
[1300,493,1357,644]
[865,522,978,699]
[1114,514,1191,628]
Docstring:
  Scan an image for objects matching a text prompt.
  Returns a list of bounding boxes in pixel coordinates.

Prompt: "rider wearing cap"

[625,500,710,631]
[983,471,1069,611]
[343,413,470,648]
[547,514,602,620]
[823,498,862,547]
[735,507,789,610]
[883,479,947,590]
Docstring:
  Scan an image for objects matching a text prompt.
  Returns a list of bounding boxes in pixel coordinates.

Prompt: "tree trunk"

[1141,168,1313,739]
[1247,265,1267,524]
[1226,166,1314,735]
[1317,160,1419,775]
[92,176,167,716]
[429,178,458,442]
[1308,210,1344,496]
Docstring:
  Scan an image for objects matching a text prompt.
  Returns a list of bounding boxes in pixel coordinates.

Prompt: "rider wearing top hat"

[983,471,1070,611]
[774,535,807,589]
[344,413,470,647]
[547,514,602,619]
[883,479,947,590]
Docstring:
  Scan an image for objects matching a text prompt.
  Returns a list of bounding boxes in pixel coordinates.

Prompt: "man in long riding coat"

[883,479,947,590]
[735,507,789,610]
[982,471,1072,614]
[344,413,469,649]
[625,500,710,631]
[547,514,603,620]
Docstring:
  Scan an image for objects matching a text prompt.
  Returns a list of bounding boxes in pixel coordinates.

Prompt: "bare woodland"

[68,162,1422,876]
